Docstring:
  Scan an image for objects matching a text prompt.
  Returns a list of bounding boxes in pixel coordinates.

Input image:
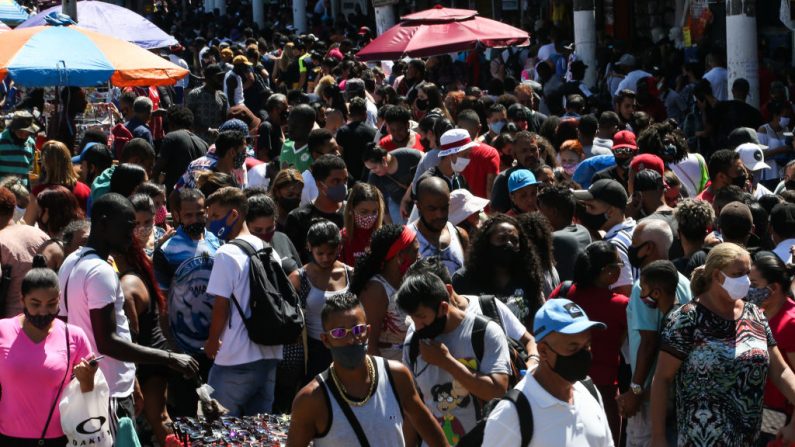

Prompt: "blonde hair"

[41,140,78,188]
[314,75,337,97]
[690,242,749,296]
[269,168,304,196]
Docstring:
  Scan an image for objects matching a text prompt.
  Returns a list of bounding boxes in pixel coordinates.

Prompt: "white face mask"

[720,271,751,301]
[780,117,791,128]
[13,205,25,222]
[452,157,471,173]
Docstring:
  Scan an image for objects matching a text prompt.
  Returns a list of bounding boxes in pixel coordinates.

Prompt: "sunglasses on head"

[327,323,368,339]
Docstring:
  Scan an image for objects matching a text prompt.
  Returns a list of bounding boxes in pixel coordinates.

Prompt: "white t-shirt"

[483,373,614,447]
[246,163,271,190]
[58,247,136,398]
[462,295,526,342]
[703,67,728,101]
[614,70,652,95]
[206,234,283,366]
[300,169,318,206]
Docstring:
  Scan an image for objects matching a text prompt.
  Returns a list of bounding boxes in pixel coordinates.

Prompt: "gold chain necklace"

[330,355,376,407]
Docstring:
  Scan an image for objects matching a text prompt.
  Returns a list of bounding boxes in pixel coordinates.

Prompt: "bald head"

[633,219,674,261]
[416,175,450,201]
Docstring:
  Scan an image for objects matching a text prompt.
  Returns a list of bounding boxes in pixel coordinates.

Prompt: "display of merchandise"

[170,414,295,446]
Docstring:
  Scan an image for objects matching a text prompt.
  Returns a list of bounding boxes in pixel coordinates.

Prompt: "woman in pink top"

[0,268,97,446]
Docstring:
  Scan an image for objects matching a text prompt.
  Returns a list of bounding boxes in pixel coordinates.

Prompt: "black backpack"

[227,239,304,345]
[476,295,530,387]
[458,377,600,447]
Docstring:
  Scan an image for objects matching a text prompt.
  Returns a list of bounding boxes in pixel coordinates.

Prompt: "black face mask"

[278,197,301,213]
[23,307,57,330]
[183,220,206,239]
[416,99,429,111]
[488,244,521,269]
[548,345,592,383]
[785,180,795,191]
[616,157,632,170]
[414,309,447,341]
[420,137,432,151]
[627,242,648,269]
[579,211,608,232]
[732,171,748,188]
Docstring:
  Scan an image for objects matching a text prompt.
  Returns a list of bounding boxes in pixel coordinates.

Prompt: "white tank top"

[369,274,410,361]
[410,221,466,277]
[302,266,351,340]
[315,356,405,447]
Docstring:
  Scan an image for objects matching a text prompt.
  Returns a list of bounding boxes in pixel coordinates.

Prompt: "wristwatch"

[630,383,643,395]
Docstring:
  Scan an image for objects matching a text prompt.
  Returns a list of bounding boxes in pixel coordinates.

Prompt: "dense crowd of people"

[2,1,795,446]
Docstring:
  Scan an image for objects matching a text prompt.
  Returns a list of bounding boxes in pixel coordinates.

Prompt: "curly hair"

[637,119,689,164]
[351,224,406,294]
[464,214,544,307]
[516,212,555,272]
[674,198,715,242]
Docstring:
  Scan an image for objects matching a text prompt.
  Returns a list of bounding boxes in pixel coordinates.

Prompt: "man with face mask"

[174,130,247,190]
[481,104,507,146]
[453,111,501,202]
[696,149,747,204]
[483,298,613,447]
[288,292,448,447]
[620,223,691,443]
[256,93,288,162]
[203,187,286,416]
[592,130,638,191]
[397,273,510,446]
[286,154,347,263]
[73,143,113,189]
[734,143,774,199]
[409,176,468,278]
[153,188,221,416]
[574,179,636,296]
[490,130,543,213]
[300,129,341,206]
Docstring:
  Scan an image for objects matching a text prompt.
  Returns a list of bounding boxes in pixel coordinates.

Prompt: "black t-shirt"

[591,166,629,191]
[285,203,345,263]
[256,118,283,161]
[271,231,302,275]
[708,100,765,148]
[159,129,209,194]
[490,165,520,213]
[336,120,377,182]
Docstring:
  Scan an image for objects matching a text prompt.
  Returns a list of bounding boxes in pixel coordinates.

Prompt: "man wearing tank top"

[288,292,448,447]
[410,176,468,277]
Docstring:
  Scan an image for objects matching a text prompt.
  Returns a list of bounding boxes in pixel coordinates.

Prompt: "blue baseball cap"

[508,169,538,193]
[71,142,99,164]
[533,299,606,342]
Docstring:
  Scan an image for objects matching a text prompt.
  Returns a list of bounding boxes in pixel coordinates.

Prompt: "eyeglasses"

[326,324,368,339]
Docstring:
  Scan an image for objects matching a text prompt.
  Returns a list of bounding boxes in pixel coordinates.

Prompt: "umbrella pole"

[62,0,77,22]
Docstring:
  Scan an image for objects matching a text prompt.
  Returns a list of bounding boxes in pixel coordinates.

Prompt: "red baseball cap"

[630,153,664,176]
[612,130,638,151]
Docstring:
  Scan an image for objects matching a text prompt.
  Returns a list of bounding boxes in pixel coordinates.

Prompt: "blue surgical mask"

[207,210,238,240]
[489,120,506,134]
[325,183,348,203]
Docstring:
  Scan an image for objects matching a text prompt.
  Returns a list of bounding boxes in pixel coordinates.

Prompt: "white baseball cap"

[735,142,770,172]
[439,128,477,157]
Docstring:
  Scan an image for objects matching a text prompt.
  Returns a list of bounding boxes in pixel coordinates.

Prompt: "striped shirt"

[604,217,637,289]
[0,129,34,182]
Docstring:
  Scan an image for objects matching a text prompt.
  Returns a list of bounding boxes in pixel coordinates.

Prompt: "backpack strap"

[555,280,573,299]
[471,315,490,368]
[478,295,504,331]
[41,324,70,443]
[318,368,371,447]
[503,388,533,446]
[579,376,600,403]
[226,239,259,328]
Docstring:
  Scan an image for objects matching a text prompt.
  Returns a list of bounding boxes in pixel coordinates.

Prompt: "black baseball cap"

[573,179,628,209]
[81,143,113,167]
[770,203,795,234]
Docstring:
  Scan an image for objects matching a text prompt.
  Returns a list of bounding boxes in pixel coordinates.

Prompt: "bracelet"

[528,354,541,362]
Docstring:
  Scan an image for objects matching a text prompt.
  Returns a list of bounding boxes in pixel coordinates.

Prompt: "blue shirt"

[626,271,692,387]
[153,228,221,354]
[125,118,154,146]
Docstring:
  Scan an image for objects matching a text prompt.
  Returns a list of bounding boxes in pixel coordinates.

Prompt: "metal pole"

[573,0,597,88]
[62,0,77,22]
[293,0,308,33]
[726,0,759,107]
[374,2,396,36]
[253,0,264,28]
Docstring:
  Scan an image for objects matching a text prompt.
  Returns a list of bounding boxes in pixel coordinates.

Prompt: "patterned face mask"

[745,286,771,306]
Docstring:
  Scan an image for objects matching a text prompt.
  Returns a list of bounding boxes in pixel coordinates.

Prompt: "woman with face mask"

[287,220,353,382]
[548,241,629,445]
[758,101,794,189]
[340,184,385,267]
[554,139,585,181]
[130,194,166,259]
[0,268,97,447]
[651,243,795,447]
[350,224,419,361]
[269,168,304,231]
[451,214,545,328]
[748,252,795,443]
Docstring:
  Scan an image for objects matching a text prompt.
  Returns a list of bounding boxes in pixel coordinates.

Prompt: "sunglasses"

[327,324,368,339]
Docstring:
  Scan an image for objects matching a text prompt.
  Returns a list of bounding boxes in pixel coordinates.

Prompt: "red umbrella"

[357,5,529,61]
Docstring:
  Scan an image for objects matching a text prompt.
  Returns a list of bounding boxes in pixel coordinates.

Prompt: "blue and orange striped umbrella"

[0,24,188,87]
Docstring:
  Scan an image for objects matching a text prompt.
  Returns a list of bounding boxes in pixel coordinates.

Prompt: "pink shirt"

[0,317,92,438]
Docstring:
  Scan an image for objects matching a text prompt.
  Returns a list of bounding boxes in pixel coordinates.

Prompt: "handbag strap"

[40,323,70,444]
[318,368,371,447]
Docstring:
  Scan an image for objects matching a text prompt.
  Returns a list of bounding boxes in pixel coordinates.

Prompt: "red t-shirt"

[764,298,795,413]
[696,182,715,204]
[32,181,91,213]
[462,142,500,199]
[339,227,374,267]
[550,283,629,386]
[379,132,424,152]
